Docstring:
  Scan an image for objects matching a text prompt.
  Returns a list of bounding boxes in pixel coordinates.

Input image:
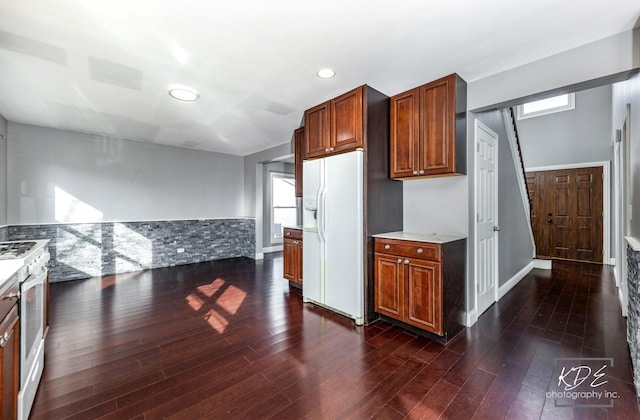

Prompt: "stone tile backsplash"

[627,243,640,396]
[8,219,255,282]
[0,226,7,242]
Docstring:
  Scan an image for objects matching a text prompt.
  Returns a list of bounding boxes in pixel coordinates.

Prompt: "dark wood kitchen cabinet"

[390,73,466,179]
[0,276,20,420]
[304,86,363,159]
[374,237,465,341]
[283,228,302,286]
[294,128,304,197]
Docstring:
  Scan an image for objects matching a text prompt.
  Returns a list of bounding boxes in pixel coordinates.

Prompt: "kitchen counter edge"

[372,231,467,244]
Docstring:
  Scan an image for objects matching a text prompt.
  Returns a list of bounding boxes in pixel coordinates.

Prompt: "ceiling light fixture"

[316,68,336,79]
[169,87,199,101]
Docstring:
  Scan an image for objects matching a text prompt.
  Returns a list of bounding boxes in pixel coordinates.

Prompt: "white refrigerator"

[302,150,364,325]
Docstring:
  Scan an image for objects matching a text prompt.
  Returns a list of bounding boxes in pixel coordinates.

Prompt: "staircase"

[503,107,535,255]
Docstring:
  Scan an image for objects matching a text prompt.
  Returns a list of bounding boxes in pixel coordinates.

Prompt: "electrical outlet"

[177,248,185,253]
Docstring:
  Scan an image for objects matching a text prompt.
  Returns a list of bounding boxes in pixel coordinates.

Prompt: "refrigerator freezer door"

[302,158,323,304]
[324,151,364,321]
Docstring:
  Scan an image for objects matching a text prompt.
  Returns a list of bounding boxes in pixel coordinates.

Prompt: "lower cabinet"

[0,305,19,420]
[374,237,465,340]
[283,228,303,285]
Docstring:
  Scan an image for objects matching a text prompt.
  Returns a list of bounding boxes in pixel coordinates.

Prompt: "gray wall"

[476,110,535,286]
[0,113,6,226]
[243,141,293,257]
[517,86,613,168]
[262,161,294,248]
[613,73,640,239]
[7,123,245,224]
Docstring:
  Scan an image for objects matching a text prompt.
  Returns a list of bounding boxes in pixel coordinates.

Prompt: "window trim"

[516,93,575,120]
[270,172,296,244]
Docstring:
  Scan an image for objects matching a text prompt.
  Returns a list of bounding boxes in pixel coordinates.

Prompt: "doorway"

[526,165,605,263]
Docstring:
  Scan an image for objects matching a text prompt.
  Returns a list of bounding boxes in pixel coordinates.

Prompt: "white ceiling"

[0,1,638,156]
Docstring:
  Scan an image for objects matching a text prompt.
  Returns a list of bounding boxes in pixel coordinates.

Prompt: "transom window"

[516,93,575,120]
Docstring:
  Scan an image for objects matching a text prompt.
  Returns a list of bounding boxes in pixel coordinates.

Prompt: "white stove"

[0,240,49,420]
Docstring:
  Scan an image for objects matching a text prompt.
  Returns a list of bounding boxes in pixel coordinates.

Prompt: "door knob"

[493,226,501,232]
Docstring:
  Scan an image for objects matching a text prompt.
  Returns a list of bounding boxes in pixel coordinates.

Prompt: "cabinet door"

[283,238,297,281]
[0,306,19,420]
[374,253,404,320]
[331,87,363,153]
[295,241,303,284]
[419,76,455,175]
[294,128,304,197]
[405,259,442,334]
[390,87,420,179]
[304,101,330,159]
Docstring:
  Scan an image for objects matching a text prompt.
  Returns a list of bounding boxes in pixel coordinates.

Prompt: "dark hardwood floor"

[30,254,639,419]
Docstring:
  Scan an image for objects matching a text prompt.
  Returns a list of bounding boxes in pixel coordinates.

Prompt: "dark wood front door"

[526,166,603,263]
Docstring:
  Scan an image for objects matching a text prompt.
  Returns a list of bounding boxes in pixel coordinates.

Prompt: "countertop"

[372,231,467,244]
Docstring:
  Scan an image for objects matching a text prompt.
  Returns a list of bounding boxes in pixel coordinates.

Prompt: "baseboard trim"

[618,287,628,317]
[609,258,616,266]
[534,259,552,269]
[465,309,477,327]
[499,261,535,300]
[262,245,283,253]
[254,252,264,260]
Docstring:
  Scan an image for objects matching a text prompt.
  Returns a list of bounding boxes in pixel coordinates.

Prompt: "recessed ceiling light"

[316,68,336,79]
[169,87,199,101]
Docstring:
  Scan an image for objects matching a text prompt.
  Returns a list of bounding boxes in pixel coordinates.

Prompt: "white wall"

[403,176,468,236]
[468,29,638,111]
[7,123,245,224]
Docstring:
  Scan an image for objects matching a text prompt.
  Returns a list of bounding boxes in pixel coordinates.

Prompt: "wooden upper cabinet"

[304,101,330,159]
[294,128,304,197]
[390,88,420,178]
[391,73,466,179]
[331,87,364,153]
[304,86,364,159]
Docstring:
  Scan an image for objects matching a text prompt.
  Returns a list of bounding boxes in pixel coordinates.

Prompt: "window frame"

[269,172,296,244]
[516,93,575,120]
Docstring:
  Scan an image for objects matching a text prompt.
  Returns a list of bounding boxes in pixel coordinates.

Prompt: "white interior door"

[475,120,499,318]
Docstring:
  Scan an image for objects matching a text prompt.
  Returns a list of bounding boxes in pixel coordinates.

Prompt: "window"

[270,173,296,243]
[516,93,575,120]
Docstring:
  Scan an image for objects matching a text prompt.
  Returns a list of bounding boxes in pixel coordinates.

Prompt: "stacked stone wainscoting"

[9,218,255,282]
[0,226,7,242]
[627,242,640,396]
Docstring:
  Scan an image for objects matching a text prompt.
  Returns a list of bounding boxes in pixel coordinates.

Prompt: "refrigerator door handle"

[318,189,328,242]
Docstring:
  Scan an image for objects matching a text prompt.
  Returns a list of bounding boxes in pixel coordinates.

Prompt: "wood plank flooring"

[30,254,639,419]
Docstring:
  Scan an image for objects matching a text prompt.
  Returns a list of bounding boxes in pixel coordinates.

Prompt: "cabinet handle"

[2,291,20,300]
[397,258,402,263]
[416,248,423,254]
[330,147,334,151]
[419,170,424,175]
[412,171,418,175]
[325,148,330,152]
[385,244,390,250]
[404,259,409,265]
[0,331,10,348]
